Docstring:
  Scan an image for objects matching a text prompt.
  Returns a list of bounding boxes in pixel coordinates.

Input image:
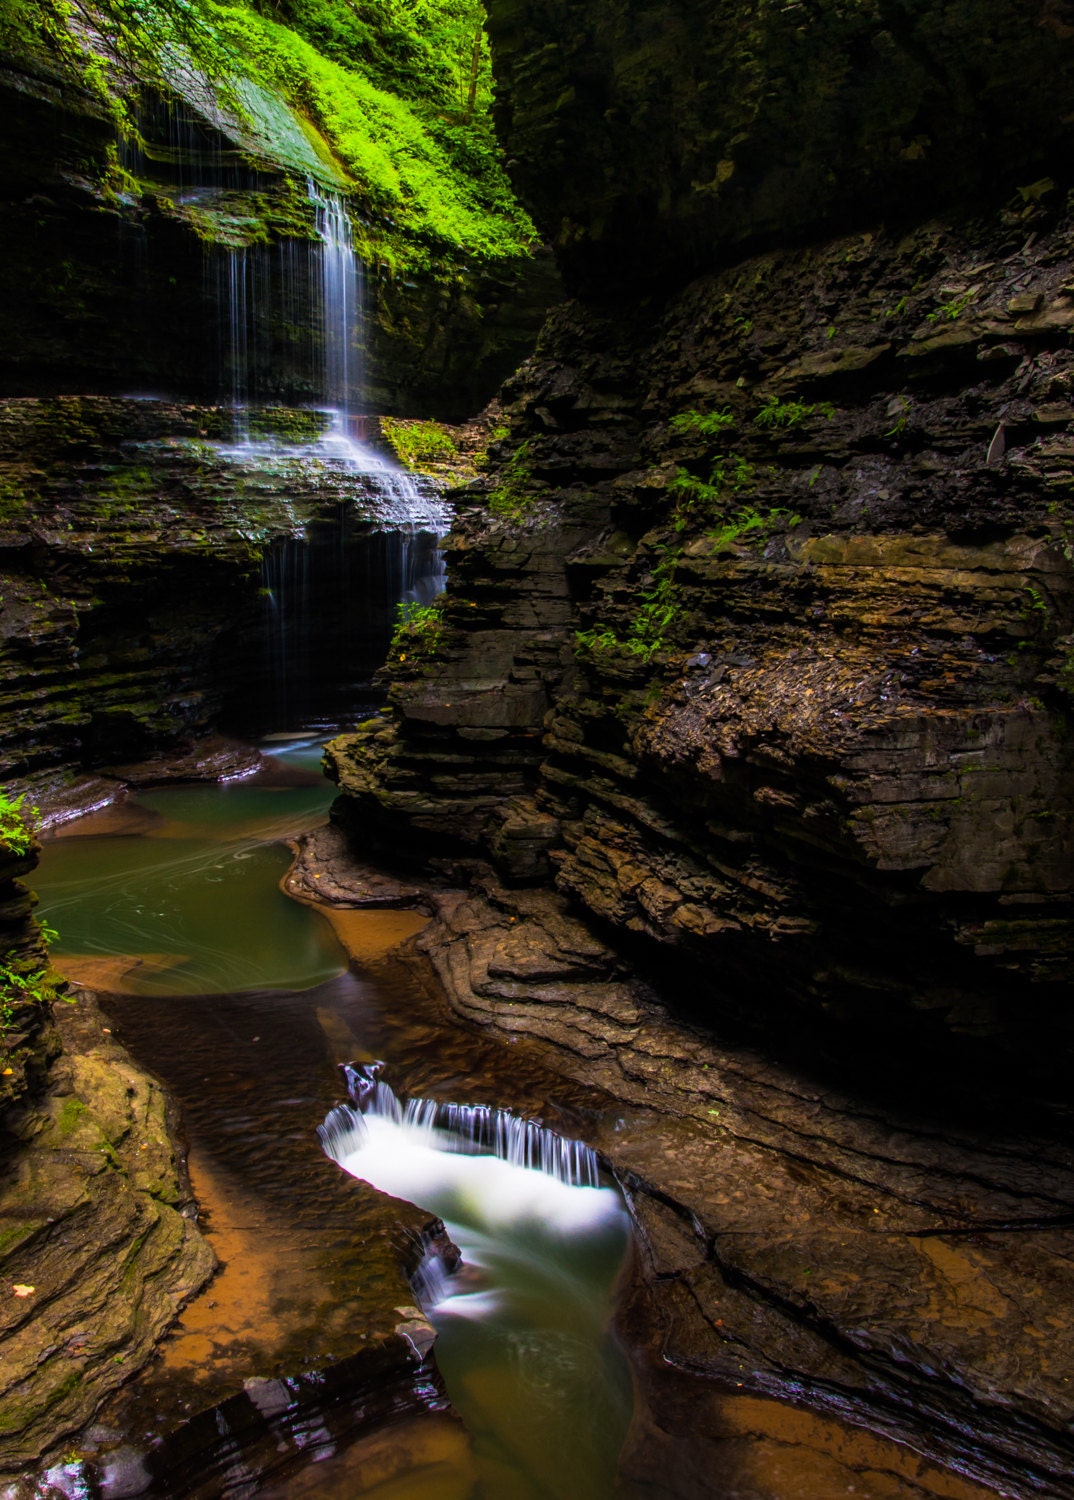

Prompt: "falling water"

[309,178,361,418]
[318,1064,632,1497]
[324,1062,602,1186]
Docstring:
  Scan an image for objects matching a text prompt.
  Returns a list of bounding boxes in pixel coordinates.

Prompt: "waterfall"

[309,179,361,420]
[323,1062,601,1186]
[318,1063,626,1336]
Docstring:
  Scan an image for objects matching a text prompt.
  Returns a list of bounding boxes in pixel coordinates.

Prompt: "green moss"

[0,0,535,274]
[487,441,541,520]
[246,406,331,442]
[57,1097,87,1136]
[382,417,458,471]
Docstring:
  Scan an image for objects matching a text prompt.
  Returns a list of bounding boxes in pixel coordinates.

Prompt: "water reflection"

[35,740,344,995]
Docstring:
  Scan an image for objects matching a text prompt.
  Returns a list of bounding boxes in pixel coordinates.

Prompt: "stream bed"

[34,742,633,1499]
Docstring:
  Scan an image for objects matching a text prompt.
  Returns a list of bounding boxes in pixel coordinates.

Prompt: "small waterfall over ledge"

[318,1063,633,1495]
[321,1062,603,1189]
[319,1062,621,1320]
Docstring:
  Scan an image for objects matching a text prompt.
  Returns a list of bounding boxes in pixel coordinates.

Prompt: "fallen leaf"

[12,1284,34,1298]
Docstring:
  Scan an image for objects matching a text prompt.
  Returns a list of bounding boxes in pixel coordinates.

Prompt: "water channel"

[34,742,634,1499]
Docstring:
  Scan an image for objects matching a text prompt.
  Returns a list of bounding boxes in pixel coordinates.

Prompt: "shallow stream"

[34,743,633,1499]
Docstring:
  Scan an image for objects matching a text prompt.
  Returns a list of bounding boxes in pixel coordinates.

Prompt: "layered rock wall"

[329,165,1074,1054]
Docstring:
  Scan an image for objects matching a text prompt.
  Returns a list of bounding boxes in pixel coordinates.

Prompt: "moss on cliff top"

[0,0,535,271]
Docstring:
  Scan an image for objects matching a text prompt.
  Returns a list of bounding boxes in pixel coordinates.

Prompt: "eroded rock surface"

[0,990,214,1477]
[411,871,1074,1496]
[329,200,1074,1052]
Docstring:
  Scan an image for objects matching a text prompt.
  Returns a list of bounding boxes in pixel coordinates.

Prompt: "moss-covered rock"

[0,2,558,415]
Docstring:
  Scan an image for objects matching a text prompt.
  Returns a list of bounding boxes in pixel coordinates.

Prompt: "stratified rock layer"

[418,873,1074,1496]
[0,990,215,1477]
[328,199,1074,1053]
[0,396,446,791]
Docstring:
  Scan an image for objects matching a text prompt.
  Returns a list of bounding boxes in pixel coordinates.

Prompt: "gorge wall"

[329,0,1074,1061]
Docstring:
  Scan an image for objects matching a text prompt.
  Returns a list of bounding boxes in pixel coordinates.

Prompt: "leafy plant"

[705,506,800,551]
[575,550,681,664]
[0,793,38,857]
[670,408,734,438]
[389,598,447,661]
[1021,584,1050,624]
[669,455,755,529]
[926,290,975,324]
[884,397,911,437]
[0,944,64,1050]
[754,395,835,429]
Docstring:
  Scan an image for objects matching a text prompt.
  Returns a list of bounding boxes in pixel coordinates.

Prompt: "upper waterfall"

[309,180,361,421]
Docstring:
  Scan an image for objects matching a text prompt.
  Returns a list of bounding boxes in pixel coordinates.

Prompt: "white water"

[308,178,361,419]
[319,1069,632,1497]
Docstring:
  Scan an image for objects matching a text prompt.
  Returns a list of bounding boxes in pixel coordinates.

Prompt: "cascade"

[204,176,449,730]
[318,1061,621,1321]
[308,177,361,420]
[317,1062,632,1497]
[324,1061,601,1186]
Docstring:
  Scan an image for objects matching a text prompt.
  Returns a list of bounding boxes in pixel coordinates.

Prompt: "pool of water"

[35,745,634,1499]
[35,741,345,995]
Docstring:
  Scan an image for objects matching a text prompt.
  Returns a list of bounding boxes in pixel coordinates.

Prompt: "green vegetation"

[1021,584,1050,628]
[247,407,330,442]
[0,793,37,857]
[669,455,755,530]
[389,598,447,661]
[575,550,681,665]
[0,954,62,1050]
[670,408,734,438]
[0,0,535,275]
[885,397,911,437]
[754,395,835,429]
[382,417,458,471]
[487,442,540,521]
[926,290,976,324]
[705,505,800,552]
[472,420,510,469]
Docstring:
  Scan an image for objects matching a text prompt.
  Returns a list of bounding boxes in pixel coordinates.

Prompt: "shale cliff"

[314,9,1074,1486]
[329,0,1074,1061]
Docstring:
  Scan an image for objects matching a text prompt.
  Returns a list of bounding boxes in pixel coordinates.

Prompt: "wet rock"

[0,990,214,1478]
[284,824,434,912]
[406,878,1074,1496]
[330,205,1074,1055]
